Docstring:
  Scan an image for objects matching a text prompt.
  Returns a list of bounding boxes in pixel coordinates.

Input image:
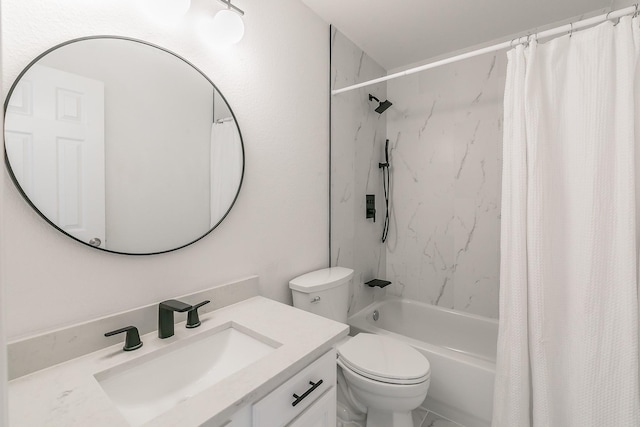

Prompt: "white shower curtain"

[210,120,243,228]
[493,16,640,427]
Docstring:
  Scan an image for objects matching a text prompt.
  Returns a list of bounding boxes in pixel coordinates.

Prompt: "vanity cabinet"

[224,389,336,427]
[221,349,337,427]
[8,294,348,427]
[287,387,336,427]
[223,406,252,426]
[251,349,337,427]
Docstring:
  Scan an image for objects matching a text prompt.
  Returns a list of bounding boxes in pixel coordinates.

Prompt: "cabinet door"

[288,387,336,427]
[227,404,251,427]
[203,405,251,427]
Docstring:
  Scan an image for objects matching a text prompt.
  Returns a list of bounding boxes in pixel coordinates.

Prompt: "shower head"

[375,100,393,114]
[368,94,393,114]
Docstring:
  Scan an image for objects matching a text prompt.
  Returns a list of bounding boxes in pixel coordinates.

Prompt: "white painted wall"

[0,5,8,423]
[2,0,329,339]
[0,148,6,426]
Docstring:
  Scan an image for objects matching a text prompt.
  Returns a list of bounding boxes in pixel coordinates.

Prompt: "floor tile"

[421,411,461,427]
[412,406,429,426]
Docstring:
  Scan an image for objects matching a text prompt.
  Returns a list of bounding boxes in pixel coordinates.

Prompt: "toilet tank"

[289,267,354,323]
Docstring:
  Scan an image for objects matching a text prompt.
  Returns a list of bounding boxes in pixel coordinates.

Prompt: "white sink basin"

[95,323,279,426]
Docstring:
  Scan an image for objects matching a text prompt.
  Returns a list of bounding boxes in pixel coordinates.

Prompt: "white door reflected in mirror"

[6,65,106,247]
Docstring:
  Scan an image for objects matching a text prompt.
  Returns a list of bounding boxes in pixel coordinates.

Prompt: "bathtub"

[348,297,498,427]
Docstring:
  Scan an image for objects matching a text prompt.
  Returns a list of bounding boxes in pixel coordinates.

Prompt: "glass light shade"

[211,9,245,46]
[141,0,191,24]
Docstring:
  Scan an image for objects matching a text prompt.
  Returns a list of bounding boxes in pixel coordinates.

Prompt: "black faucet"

[158,299,192,338]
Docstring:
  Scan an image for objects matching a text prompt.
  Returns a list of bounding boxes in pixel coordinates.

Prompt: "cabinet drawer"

[287,387,336,427]
[253,349,336,427]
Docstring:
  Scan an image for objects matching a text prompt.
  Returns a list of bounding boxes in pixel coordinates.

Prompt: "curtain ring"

[607,10,621,26]
[634,3,639,18]
[510,37,517,48]
[569,22,574,37]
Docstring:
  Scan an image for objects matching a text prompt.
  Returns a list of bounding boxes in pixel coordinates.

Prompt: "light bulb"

[211,9,245,46]
[140,0,191,25]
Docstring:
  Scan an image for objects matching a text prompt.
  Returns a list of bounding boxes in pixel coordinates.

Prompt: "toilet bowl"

[289,268,431,427]
[336,333,430,427]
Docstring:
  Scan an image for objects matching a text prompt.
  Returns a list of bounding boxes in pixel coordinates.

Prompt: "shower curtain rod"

[332,4,639,96]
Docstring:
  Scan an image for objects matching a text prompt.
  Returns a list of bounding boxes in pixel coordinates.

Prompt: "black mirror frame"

[3,35,245,256]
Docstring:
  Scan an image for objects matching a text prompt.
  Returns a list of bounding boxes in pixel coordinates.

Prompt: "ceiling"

[301,0,619,70]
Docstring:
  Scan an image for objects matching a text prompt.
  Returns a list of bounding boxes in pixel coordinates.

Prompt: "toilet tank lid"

[289,267,354,292]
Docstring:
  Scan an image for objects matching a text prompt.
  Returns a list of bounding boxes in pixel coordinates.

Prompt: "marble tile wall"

[331,27,505,319]
[330,28,388,316]
[385,52,506,318]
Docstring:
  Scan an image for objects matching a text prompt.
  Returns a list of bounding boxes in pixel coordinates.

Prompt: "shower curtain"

[210,120,242,228]
[493,16,640,427]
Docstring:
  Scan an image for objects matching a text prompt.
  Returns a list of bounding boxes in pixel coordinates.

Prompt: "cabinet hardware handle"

[291,379,323,407]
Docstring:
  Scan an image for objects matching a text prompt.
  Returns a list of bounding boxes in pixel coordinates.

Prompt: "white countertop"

[9,296,349,426]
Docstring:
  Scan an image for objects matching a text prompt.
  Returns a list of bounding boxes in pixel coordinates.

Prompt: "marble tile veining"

[331,27,388,316]
[386,51,506,318]
[332,29,504,319]
[421,411,463,427]
[412,406,430,426]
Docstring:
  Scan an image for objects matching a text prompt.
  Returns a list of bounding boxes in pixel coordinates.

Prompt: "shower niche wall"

[330,28,388,316]
[331,27,505,319]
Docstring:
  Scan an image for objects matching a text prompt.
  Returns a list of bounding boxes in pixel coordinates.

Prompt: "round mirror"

[4,37,244,255]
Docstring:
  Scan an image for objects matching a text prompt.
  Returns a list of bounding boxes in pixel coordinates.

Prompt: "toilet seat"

[337,333,430,385]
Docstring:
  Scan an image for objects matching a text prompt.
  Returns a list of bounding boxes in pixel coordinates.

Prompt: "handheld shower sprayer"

[380,139,391,243]
[379,139,390,169]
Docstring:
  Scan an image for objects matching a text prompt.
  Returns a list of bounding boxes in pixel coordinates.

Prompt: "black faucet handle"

[105,326,143,351]
[186,300,211,329]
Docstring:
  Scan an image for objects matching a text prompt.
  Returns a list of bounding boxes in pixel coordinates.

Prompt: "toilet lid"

[337,333,430,385]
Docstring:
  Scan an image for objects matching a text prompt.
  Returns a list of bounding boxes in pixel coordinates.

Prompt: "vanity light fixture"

[211,0,245,45]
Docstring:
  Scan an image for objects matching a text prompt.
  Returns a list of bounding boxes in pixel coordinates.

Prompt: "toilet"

[289,267,430,427]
